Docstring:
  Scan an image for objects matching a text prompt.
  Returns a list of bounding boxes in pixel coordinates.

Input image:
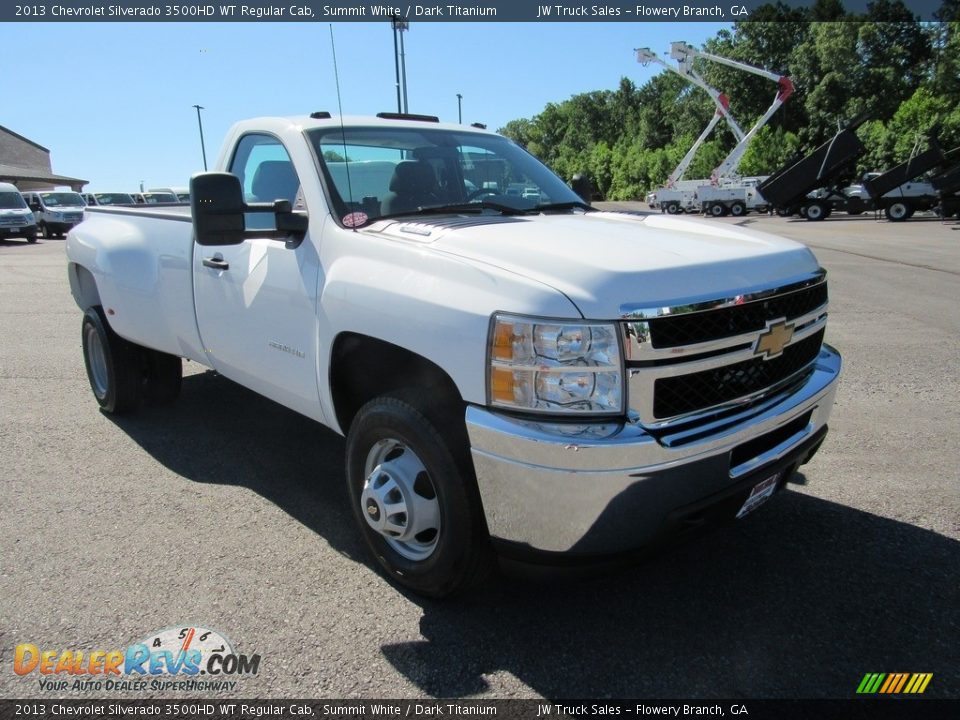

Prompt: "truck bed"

[862,146,946,199]
[758,128,865,208]
[69,203,205,363]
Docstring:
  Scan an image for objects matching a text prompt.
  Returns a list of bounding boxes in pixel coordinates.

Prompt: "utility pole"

[456,93,462,123]
[391,18,402,113]
[192,104,208,171]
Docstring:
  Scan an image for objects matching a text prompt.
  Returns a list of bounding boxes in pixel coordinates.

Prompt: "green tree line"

[499,1,960,200]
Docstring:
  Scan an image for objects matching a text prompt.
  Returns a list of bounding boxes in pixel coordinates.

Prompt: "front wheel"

[729,201,747,217]
[885,202,910,222]
[345,395,492,597]
[805,201,828,221]
[25,234,37,244]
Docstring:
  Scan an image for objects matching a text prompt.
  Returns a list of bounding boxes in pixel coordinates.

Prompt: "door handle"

[203,256,229,271]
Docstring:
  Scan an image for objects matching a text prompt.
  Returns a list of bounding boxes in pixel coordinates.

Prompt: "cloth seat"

[251,161,300,204]
[381,161,439,215]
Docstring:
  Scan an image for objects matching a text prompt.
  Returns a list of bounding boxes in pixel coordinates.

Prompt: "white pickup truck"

[66,113,841,597]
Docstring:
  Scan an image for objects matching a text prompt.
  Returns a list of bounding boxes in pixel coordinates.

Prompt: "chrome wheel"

[361,438,441,562]
[84,323,109,399]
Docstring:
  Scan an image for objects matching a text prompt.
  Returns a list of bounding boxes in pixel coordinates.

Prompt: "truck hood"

[367,211,820,318]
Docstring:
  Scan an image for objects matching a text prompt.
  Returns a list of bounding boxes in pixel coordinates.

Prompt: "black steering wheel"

[464,187,500,201]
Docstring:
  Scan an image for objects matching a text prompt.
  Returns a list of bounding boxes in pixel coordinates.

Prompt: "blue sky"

[3,21,727,190]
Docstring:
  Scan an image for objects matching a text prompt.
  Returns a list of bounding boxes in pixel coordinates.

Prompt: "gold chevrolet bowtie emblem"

[754,320,795,359]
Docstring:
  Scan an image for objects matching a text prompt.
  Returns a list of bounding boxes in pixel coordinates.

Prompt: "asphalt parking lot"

[1,210,957,700]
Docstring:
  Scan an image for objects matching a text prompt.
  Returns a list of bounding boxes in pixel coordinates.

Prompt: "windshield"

[0,192,28,210]
[142,192,177,203]
[94,193,135,205]
[39,192,85,207]
[307,126,583,225]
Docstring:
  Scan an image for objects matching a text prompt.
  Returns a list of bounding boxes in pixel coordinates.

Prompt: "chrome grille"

[648,282,828,349]
[653,329,824,419]
[623,272,829,427]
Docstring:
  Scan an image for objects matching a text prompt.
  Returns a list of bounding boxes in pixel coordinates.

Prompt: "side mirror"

[571,173,594,205]
[191,172,246,246]
[191,172,309,246]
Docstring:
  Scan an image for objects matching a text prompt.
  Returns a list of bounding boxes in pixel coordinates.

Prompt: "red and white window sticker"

[342,212,368,228]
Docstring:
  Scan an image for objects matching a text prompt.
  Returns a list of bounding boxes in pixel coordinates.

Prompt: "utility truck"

[635,47,745,215]
[66,113,841,597]
[665,42,793,217]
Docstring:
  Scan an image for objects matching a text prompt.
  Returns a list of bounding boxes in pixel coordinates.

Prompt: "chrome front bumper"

[466,344,842,556]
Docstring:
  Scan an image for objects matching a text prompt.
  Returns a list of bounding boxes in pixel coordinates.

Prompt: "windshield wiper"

[400,200,536,217]
[374,201,536,223]
[533,200,594,212]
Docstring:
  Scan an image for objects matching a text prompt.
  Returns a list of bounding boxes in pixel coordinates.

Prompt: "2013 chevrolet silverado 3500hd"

[66,113,841,597]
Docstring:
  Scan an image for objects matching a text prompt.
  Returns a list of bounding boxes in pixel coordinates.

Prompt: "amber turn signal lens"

[492,321,514,361]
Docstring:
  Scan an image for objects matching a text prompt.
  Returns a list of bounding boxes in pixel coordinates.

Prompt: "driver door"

[193,133,324,422]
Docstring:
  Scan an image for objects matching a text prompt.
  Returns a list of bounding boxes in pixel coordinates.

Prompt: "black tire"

[144,350,182,404]
[81,306,143,414]
[666,202,681,215]
[40,223,50,239]
[805,201,827,221]
[884,202,910,222]
[345,395,493,598]
[26,234,38,244]
[709,202,727,218]
[729,201,747,217]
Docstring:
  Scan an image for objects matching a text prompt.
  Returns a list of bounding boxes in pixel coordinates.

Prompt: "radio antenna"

[329,24,356,228]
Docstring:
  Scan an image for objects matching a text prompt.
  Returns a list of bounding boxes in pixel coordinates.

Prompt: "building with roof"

[0,125,87,191]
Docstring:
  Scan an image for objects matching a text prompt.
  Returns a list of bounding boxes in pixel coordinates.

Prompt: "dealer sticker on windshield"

[736,472,782,519]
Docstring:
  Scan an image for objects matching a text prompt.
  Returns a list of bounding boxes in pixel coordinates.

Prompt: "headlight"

[488,313,624,415]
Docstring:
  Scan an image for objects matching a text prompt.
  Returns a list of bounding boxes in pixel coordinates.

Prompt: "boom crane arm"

[667,111,727,187]
[669,41,794,182]
[635,47,745,186]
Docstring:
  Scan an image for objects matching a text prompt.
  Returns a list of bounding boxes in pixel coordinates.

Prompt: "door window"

[229,134,305,229]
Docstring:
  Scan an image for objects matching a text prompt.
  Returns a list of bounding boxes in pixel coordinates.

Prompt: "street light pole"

[192,104,208,171]
[456,93,462,123]
[398,22,409,113]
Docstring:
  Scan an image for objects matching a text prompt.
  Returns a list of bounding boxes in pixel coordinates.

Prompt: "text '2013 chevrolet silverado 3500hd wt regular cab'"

[66,113,841,597]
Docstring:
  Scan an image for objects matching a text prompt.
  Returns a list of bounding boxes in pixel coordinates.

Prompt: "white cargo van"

[22,190,86,238]
[0,183,38,243]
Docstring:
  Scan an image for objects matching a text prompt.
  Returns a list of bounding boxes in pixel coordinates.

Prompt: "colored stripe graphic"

[856,673,885,694]
[892,673,909,693]
[857,673,933,694]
